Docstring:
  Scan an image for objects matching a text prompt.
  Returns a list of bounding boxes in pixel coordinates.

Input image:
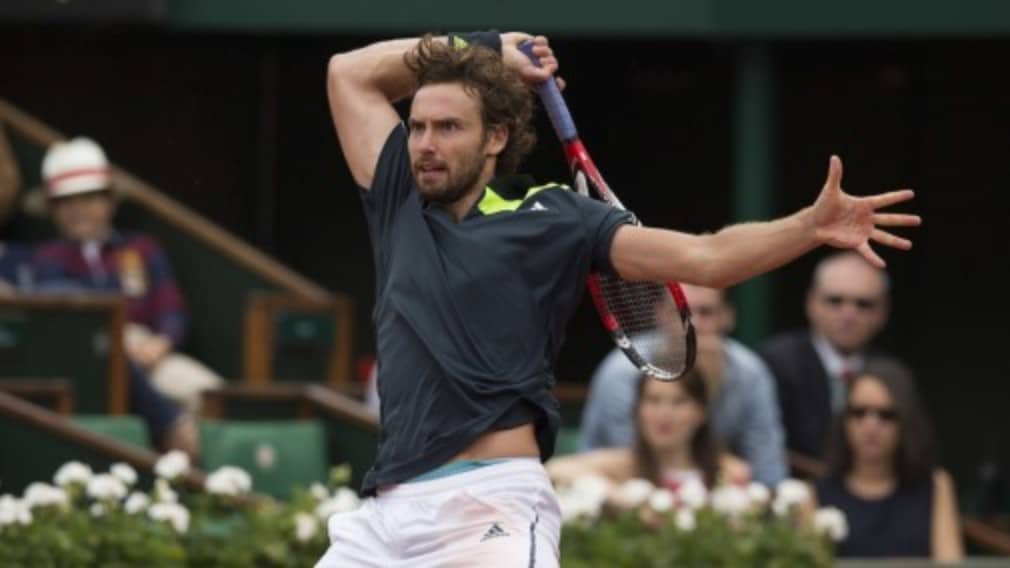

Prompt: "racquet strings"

[595,272,691,378]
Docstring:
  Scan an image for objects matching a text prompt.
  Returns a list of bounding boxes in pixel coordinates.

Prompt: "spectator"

[32,137,215,456]
[814,358,962,562]
[579,284,787,486]
[760,251,910,460]
[547,369,750,492]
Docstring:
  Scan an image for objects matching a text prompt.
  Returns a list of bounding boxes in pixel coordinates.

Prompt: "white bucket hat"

[41,137,110,199]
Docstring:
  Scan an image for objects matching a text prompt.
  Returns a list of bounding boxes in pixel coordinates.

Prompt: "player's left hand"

[810,155,922,267]
[501,33,566,90]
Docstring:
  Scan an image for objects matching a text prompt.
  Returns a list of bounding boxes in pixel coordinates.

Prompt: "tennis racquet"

[520,42,695,381]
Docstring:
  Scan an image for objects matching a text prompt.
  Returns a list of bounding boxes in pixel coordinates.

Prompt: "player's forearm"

[698,207,820,288]
[327,37,434,104]
[612,207,819,288]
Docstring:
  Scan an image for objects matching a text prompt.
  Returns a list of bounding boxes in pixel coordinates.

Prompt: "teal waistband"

[407,459,508,483]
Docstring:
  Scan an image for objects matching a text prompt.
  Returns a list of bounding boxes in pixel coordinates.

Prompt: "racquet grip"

[518,41,578,142]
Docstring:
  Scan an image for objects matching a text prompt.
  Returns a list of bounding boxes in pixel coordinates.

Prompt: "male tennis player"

[319,31,919,567]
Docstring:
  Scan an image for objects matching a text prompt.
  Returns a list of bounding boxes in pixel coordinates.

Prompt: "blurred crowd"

[552,251,963,562]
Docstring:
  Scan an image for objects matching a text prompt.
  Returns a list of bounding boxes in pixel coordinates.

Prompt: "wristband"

[447,30,502,55]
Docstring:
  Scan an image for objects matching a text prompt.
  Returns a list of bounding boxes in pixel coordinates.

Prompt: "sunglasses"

[846,405,898,422]
[821,294,879,311]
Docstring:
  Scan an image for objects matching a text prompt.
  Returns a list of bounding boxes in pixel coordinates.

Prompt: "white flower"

[148,502,190,534]
[90,503,105,517]
[773,479,811,516]
[0,495,32,527]
[124,492,151,515]
[309,482,329,502]
[746,482,771,508]
[205,466,253,497]
[557,490,602,524]
[570,474,612,506]
[54,461,93,487]
[110,463,138,486]
[294,512,319,543]
[676,478,708,510]
[675,507,697,532]
[647,489,675,513]
[154,479,178,503]
[86,474,128,501]
[314,488,361,521]
[22,483,69,510]
[814,507,849,542]
[154,450,190,480]
[710,485,750,518]
[555,474,612,524]
[610,478,654,510]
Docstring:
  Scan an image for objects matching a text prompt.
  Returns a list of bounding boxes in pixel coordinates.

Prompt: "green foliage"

[0,462,344,567]
[560,507,834,568]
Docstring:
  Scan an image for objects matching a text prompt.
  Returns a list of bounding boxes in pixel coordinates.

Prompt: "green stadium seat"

[73,414,152,449]
[199,419,328,499]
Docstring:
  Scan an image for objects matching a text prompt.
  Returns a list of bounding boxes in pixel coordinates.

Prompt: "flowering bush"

[0,454,359,567]
[557,475,846,567]
[1,455,849,566]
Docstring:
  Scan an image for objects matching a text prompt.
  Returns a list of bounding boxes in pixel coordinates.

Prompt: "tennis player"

[318,31,920,567]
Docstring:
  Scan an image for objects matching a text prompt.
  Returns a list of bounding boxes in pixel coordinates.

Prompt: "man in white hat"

[33,137,210,457]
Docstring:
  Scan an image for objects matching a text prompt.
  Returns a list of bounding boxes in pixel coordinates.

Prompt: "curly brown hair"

[404,35,536,175]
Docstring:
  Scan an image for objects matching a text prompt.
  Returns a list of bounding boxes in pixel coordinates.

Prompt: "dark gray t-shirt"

[359,124,632,494]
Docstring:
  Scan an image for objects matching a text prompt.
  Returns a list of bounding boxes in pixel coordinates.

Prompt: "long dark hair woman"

[547,369,749,492]
[814,358,962,562]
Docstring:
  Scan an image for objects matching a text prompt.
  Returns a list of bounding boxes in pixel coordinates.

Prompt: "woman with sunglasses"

[815,358,962,561]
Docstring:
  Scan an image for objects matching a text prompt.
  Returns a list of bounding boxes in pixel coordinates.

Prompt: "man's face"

[682,285,733,338]
[407,83,505,205]
[806,257,888,354]
[51,191,114,241]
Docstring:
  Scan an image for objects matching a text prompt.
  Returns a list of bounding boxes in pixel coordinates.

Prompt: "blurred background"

[1,0,1009,561]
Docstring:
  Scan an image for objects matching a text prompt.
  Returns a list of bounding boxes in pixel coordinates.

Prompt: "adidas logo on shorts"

[480,522,509,542]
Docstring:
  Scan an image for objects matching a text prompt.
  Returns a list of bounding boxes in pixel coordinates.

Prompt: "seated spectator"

[760,251,912,461]
[32,137,218,456]
[579,284,787,487]
[547,369,750,492]
[814,358,962,562]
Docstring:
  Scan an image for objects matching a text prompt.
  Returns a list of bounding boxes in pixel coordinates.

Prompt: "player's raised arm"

[327,34,559,190]
[610,155,922,288]
[327,38,424,189]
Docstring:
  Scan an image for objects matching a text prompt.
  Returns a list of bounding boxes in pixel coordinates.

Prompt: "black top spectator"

[815,358,962,562]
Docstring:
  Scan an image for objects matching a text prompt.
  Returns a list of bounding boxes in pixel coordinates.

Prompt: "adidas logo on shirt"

[480,522,509,542]
[530,201,548,211]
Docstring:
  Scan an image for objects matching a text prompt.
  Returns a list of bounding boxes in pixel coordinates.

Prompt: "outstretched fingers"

[872,228,913,250]
[857,241,886,268]
[865,189,915,210]
[824,155,843,191]
[874,212,922,227]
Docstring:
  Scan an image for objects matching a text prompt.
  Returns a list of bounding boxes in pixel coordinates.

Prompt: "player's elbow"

[327,53,355,90]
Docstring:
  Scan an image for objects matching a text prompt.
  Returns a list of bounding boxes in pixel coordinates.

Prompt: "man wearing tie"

[760,251,912,461]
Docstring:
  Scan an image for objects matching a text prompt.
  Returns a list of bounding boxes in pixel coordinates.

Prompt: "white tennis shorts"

[315,458,561,567]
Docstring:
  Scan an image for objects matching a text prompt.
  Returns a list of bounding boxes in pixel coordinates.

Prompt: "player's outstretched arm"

[611,155,922,288]
[327,38,425,189]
